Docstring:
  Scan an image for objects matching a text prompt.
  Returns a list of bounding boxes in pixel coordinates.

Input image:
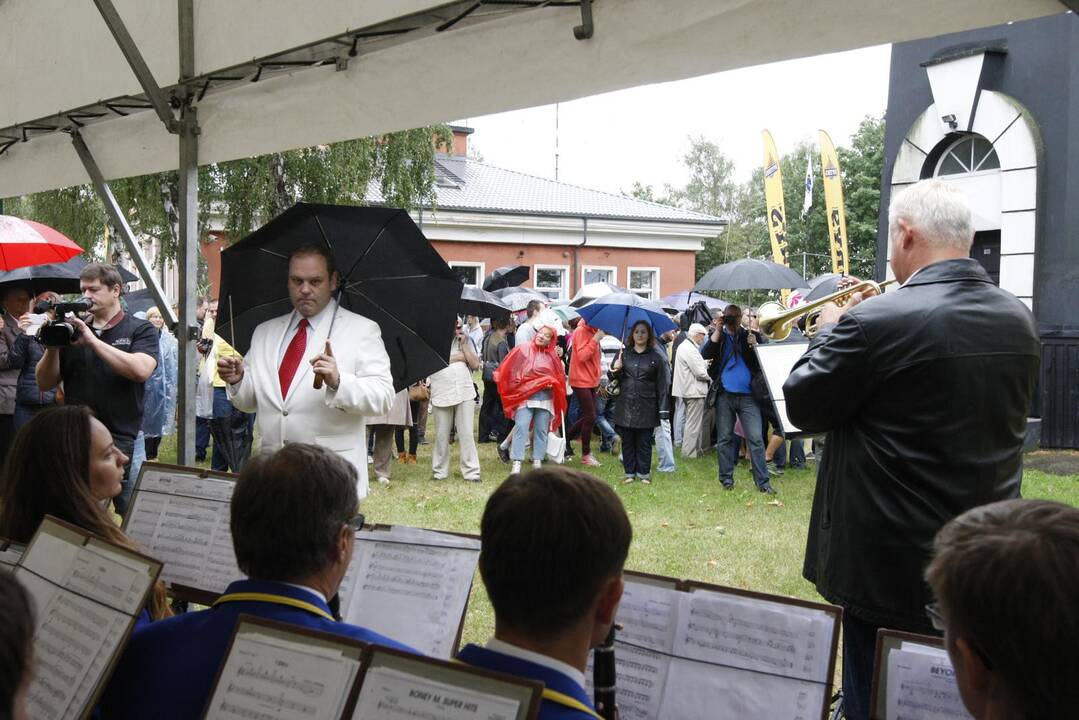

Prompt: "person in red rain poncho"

[494,325,567,474]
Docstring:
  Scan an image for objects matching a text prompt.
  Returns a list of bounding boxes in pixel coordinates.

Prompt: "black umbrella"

[803,274,850,302]
[122,288,158,315]
[459,285,511,319]
[482,265,530,292]
[209,414,254,473]
[0,255,138,296]
[694,258,806,292]
[216,203,462,392]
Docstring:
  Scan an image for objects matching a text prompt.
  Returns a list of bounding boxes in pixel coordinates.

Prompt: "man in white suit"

[217,245,394,498]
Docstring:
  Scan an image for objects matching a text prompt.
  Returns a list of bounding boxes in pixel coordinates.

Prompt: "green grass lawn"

[157,432,1079,649]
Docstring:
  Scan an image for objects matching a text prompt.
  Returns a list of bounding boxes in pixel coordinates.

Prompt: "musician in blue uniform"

[457,467,632,719]
[98,444,413,719]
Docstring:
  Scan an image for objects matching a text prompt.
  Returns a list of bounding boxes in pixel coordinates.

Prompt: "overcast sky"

[454,44,892,197]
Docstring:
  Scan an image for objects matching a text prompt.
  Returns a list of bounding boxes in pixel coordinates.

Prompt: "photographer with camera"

[700,304,774,494]
[35,263,159,516]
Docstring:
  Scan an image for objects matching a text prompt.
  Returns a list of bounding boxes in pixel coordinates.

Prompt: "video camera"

[34,298,93,347]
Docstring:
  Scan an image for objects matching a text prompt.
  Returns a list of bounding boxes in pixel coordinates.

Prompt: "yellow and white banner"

[761,130,790,303]
[819,130,850,275]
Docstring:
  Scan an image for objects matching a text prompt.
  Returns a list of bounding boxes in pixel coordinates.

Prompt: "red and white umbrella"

[0,215,83,271]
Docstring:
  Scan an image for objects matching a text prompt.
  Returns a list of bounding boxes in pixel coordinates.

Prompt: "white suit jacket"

[227,303,394,498]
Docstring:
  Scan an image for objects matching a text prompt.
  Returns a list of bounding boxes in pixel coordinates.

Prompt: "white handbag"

[545,413,567,464]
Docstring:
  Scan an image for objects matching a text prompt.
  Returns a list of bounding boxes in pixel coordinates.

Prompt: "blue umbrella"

[576,292,677,341]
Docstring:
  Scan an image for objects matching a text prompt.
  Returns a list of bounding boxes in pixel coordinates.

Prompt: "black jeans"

[840,613,881,720]
[478,379,510,443]
[395,399,420,455]
[567,386,598,456]
[144,435,163,460]
[616,425,654,479]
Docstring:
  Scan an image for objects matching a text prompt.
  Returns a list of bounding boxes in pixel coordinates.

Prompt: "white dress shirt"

[277,300,336,365]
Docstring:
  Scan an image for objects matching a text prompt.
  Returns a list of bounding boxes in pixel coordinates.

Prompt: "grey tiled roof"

[366,155,726,225]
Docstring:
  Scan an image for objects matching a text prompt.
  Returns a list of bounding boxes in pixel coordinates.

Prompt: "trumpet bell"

[757,301,792,341]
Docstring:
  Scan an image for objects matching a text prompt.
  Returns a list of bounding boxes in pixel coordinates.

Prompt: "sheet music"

[204,631,362,720]
[884,644,972,720]
[754,342,811,437]
[340,534,479,658]
[597,577,837,720]
[125,469,240,594]
[16,526,156,720]
[0,539,24,568]
[351,666,521,720]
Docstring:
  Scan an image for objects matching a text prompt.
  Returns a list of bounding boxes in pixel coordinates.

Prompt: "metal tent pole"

[175,0,199,464]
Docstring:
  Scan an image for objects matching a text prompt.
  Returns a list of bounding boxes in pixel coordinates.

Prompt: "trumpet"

[758,278,897,341]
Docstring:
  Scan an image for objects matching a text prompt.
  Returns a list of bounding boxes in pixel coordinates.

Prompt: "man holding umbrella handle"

[217,244,395,499]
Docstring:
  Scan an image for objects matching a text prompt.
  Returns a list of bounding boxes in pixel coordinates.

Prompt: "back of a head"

[0,570,34,720]
[231,444,358,582]
[526,299,544,318]
[926,498,1079,718]
[889,179,973,253]
[0,406,106,544]
[480,467,632,638]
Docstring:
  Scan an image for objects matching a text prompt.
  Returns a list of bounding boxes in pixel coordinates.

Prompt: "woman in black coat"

[609,320,671,484]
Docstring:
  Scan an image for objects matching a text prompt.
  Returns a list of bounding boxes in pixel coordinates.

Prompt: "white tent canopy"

[0,0,1068,198]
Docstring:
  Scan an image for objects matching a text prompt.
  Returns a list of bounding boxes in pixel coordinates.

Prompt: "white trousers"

[431,400,481,481]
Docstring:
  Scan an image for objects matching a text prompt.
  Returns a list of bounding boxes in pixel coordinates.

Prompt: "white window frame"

[581,265,618,287]
[533,264,570,301]
[448,261,485,287]
[627,266,661,300]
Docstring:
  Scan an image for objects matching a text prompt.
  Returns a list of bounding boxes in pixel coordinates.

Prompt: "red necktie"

[278,318,309,399]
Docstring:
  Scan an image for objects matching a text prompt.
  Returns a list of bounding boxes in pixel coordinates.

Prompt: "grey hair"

[888,179,973,252]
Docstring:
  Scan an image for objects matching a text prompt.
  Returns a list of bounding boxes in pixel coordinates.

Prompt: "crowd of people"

[0,179,1072,720]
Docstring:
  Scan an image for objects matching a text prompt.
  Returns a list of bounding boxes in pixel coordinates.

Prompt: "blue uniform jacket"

[98,579,414,720]
[457,644,600,720]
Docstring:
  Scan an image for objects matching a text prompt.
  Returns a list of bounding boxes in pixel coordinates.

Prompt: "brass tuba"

[758,279,896,341]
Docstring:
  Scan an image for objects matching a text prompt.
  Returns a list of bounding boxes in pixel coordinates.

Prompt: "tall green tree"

[3,125,451,265]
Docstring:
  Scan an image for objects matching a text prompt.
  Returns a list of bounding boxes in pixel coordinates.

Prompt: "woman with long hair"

[0,405,171,621]
[495,325,567,474]
[609,320,671,484]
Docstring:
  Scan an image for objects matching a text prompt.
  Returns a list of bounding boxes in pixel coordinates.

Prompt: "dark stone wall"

[879,12,1079,447]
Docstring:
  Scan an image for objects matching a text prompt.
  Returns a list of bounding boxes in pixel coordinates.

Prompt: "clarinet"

[593,624,620,720]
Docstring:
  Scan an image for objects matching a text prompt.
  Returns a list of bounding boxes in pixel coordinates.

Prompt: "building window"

[935,135,1000,177]
[449,261,485,287]
[534,265,568,301]
[627,267,660,300]
[582,266,617,286]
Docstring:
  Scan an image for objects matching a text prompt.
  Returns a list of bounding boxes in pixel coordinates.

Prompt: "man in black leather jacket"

[783,179,1040,720]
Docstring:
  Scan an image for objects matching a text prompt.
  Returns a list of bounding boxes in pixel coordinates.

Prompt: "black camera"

[35,298,93,347]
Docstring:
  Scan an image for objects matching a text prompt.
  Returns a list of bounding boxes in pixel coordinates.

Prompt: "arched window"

[935,135,1000,176]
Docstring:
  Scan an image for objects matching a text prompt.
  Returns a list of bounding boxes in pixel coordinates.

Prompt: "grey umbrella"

[459,285,511,319]
[693,258,806,292]
[492,286,548,310]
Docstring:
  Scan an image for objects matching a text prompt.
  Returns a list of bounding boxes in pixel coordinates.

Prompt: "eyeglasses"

[925,601,995,669]
[344,513,366,532]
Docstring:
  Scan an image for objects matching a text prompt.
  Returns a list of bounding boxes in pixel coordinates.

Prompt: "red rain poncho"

[494,325,568,431]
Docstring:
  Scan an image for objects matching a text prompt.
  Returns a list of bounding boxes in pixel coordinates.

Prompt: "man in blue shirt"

[99,444,413,719]
[457,467,632,719]
[701,305,774,493]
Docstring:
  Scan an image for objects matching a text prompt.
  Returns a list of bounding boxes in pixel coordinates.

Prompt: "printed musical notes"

[339,526,480,659]
[204,629,362,720]
[587,574,840,720]
[16,517,161,720]
[204,619,540,720]
[874,634,973,720]
[123,464,241,595]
